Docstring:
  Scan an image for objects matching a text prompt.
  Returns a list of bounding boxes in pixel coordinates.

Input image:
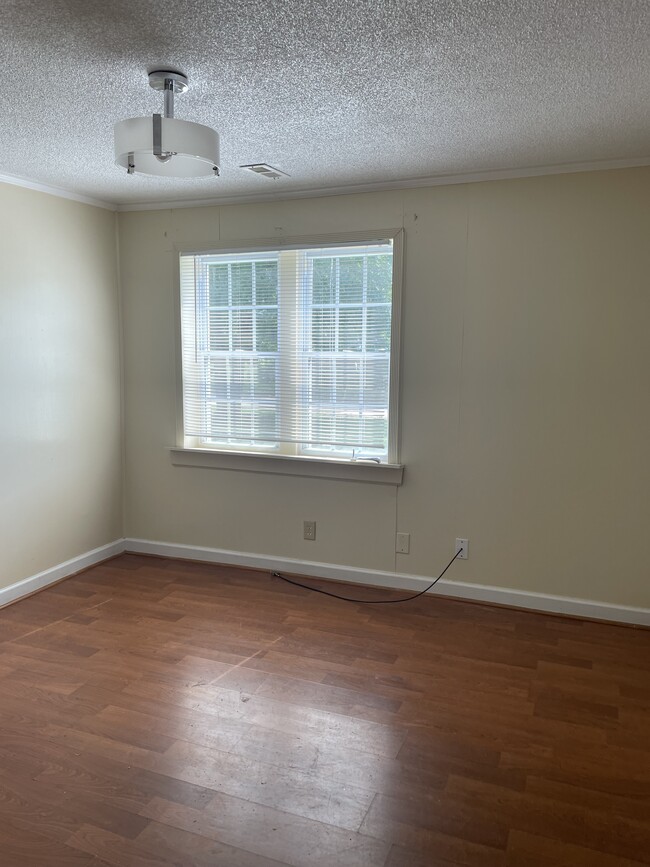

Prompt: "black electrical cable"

[271,548,462,604]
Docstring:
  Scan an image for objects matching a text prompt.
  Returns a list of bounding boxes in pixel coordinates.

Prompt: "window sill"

[169,447,404,485]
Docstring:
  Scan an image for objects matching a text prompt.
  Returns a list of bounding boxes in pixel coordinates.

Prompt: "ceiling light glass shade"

[114,116,220,177]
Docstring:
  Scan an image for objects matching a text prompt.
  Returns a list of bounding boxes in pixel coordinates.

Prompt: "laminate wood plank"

[0,771,149,847]
[238,646,403,692]
[275,626,400,666]
[141,796,391,867]
[44,706,412,807]
[95,674,406,759]
[0,820,100,867]
[66,824,180,867]
[84,706,417,809]
[158,738,377,829]
[554,636,650,669]
[128,768,220,811]
[359,788,512,851]
[500,741,650,798]
[89,703,247,754]
[508,789,650,863]
[533,689,620,728]
[253,671,402,717]
[397,702,609,765]
[1,674,110,715]
[156,592,296,629]
[0,619,46,643]
[0,660,15,678]
[383,843,466,867]
[529,662,624,706]
[506,830,650,867]
[135,819,291,866]
[10,629,102,657]
[1,665,87,695]
[524,775,650,824]
[34,723,233,814]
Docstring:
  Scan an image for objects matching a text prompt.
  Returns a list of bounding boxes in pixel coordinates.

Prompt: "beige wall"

[119,168,650,608]
[0,184,122,589]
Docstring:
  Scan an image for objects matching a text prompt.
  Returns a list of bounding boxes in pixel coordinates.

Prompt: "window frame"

[173,229,404,472]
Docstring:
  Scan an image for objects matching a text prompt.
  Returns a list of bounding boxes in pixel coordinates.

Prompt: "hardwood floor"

[0,554,648,866]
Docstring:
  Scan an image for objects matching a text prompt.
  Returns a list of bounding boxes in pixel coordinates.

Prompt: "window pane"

[363,357,389,405]
[310,409,335,444]
[210,404,228,434]
[209,264,229,306]
[336,412,361,445]
[255,261,278,305]
[364,413,388,446]
[255,358,276,398]
[312,258,336,304]
[338,306,363,351]
[209,311,229,350]
[232,310,253,350]
[255,309,278,352]
[339,256,363,303]
[231,403,254,437]
[336,359,362,403]
[254,407,277,440]
[311,308,335,351]
[208,358,228,399]
[310,358,334,403]
[367,255,392,303]
[366,305,391,351]
[229,358,253,399]
[231,263,253,306]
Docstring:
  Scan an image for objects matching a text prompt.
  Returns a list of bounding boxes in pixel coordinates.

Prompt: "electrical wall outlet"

[455,538,468,559]
[303,520,316,541]
[396,532,410,554]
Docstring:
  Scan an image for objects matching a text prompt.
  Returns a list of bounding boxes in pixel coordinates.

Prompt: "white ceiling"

[1,0,649,208]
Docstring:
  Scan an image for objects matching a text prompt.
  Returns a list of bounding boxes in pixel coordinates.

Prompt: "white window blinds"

[179,239,397,462]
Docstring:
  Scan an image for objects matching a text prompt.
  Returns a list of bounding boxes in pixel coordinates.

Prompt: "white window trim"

[169,447,404,485]
[173,228,404,480]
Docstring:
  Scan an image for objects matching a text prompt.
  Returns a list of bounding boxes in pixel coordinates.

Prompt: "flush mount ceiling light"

[114,70,220,178]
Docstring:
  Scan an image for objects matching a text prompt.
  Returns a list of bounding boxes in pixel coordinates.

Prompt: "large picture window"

[179,234,401,464]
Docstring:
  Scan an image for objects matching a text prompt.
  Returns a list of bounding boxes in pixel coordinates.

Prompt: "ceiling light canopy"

[114,71,220,178]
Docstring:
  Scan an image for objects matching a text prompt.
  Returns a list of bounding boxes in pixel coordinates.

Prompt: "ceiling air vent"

[240,163,288,180]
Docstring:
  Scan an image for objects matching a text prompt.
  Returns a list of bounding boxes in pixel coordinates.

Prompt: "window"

[179,233,401,464]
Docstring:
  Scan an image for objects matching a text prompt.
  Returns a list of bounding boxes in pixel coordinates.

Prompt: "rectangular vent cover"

[240,163,288,180]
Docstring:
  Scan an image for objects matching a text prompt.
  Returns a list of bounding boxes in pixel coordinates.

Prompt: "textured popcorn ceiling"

[1,0,649,206]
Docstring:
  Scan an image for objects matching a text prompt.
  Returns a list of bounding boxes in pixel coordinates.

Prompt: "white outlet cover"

[396,532,410,554]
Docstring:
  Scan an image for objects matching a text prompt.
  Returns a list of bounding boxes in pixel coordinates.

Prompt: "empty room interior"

[1,1,649,865]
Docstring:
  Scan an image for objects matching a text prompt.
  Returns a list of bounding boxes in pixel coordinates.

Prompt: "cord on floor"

[271,549,462,604]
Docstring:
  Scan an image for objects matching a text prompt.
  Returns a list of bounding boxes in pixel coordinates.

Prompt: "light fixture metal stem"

[153,113,163,156]
[152,113,173,163]
[164,78,174,119]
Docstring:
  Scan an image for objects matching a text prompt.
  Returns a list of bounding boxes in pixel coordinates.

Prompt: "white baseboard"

[3,537,647,627]
[0,540,126,608]
[125,538,650,627]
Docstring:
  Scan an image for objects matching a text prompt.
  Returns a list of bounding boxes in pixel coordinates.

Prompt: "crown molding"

[2,156,649,214]
[115,156,650,212]
[0,171,115,210]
